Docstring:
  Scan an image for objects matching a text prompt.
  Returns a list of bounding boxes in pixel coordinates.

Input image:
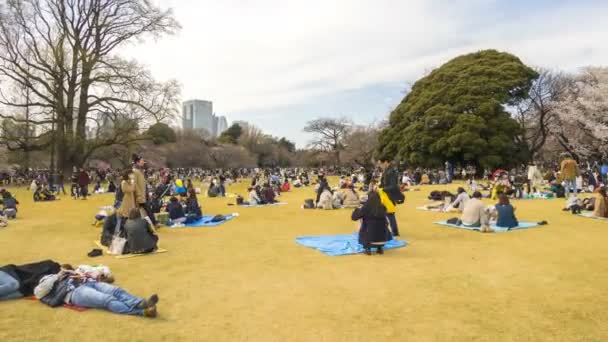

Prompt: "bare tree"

[304,117,351,165]
[0,0,180,173]
[341,125,379,168]
[515,68,571,159]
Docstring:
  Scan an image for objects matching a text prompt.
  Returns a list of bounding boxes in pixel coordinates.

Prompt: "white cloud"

[125,0,608,118]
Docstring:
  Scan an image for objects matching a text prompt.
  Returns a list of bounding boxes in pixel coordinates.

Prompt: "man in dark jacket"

[78,168,90,199]
[379,158,402,236]
[0,260,61,300]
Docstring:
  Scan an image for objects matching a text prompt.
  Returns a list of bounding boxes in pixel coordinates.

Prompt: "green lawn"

[1,179,607,341]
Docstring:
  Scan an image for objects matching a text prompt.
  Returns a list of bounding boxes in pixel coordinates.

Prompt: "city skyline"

[181,99,229,138]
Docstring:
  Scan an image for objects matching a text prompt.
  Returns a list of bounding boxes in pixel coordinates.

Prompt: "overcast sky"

[124,0,608,147]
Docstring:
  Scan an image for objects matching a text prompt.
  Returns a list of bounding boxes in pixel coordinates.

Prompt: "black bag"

[446,217,460,225]
[210,215,226,222]
[303,199,315,209]
[392,190,405,204]
[40,277,70,308]
[428,191,442,201]
[236,195,244,205]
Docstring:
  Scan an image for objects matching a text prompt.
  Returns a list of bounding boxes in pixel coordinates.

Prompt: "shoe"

[138,294,159,309]
[377,247,384,255]
[364,248,372,256]
[143,305,157,318]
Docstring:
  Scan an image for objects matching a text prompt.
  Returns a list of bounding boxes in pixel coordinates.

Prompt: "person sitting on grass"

[207,182,220,198]
[352,190,392,255]
[332,190,344,209]
[495,194,519,229]
[460,191,491,232]
[1,191,19,219]
[124,208,158,253]
[34,264,158,318]
[185,188,203,222]
[316,185,333,210]
[166,196,187,224]
[342,185,360,208]
[592,187,608,218]
[447,187,470,212]
[107,180,117,193]
[262,183,277,204]
[281,179,291,192]
[244,186,260,205]
[33,184,56,202]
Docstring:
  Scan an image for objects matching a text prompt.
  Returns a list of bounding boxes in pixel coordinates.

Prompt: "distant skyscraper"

[182,99,229,137]
[217,116,228,135]
[182,99,214,135]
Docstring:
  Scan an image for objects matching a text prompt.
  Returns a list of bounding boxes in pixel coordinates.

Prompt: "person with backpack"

[379,158,403,236]
[352,190,393,255]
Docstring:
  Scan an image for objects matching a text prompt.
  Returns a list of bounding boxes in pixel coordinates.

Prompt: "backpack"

[236,195,244,205]
[40,276,70,308]
[210,215,226,223]
[428,191,442,201]
[303,199,315,209]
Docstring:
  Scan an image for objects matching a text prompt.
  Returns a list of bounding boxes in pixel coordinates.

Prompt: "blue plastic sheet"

[238,202,287,208]
[434,221,541,233]
[168,215,234,228]
[296,233,407,256]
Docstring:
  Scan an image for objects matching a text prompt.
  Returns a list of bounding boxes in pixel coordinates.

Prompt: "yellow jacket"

[379,188,396,214]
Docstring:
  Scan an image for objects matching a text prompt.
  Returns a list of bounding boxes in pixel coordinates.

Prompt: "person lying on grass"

[0,260,61,300]
[34,264,158,318]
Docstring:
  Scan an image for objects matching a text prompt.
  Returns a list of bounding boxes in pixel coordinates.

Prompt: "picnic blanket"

[416,206,447,212]
[237,202,287,208]
[295,233,407,256]
[577,212,608,221]
[434,221,541,233]
[26,297,88,311]
[167,214,235,228]
[93,241,168,259]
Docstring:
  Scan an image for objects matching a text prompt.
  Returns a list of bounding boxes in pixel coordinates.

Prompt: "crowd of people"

[3,152,608,320]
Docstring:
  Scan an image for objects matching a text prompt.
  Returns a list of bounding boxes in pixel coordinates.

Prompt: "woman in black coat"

[351,191,392,255]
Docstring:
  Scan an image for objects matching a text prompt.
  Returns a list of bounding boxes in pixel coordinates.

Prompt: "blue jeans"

[0,270,22,300]
[564,180,578,198]
[70,282,144,315]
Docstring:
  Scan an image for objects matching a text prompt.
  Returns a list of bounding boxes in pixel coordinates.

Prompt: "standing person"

[527,162,543,194]
[70,167,79,199]
[560,155,580,199]
[379,158,403,236]
[78,168,90,200]
[132,154,158,227]
[55,171,66,195]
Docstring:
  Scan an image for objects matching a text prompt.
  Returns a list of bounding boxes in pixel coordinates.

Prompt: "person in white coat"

[527,163,543,194]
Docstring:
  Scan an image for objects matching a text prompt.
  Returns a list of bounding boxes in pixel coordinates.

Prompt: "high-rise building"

[182,100,214,136]
[182,99,229,137]
[217,116,228,135]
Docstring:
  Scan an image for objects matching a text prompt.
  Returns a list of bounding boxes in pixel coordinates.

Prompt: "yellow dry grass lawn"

[1,179,608,342]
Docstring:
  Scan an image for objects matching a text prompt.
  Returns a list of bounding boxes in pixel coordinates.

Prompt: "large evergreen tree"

[377,50,538,169]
